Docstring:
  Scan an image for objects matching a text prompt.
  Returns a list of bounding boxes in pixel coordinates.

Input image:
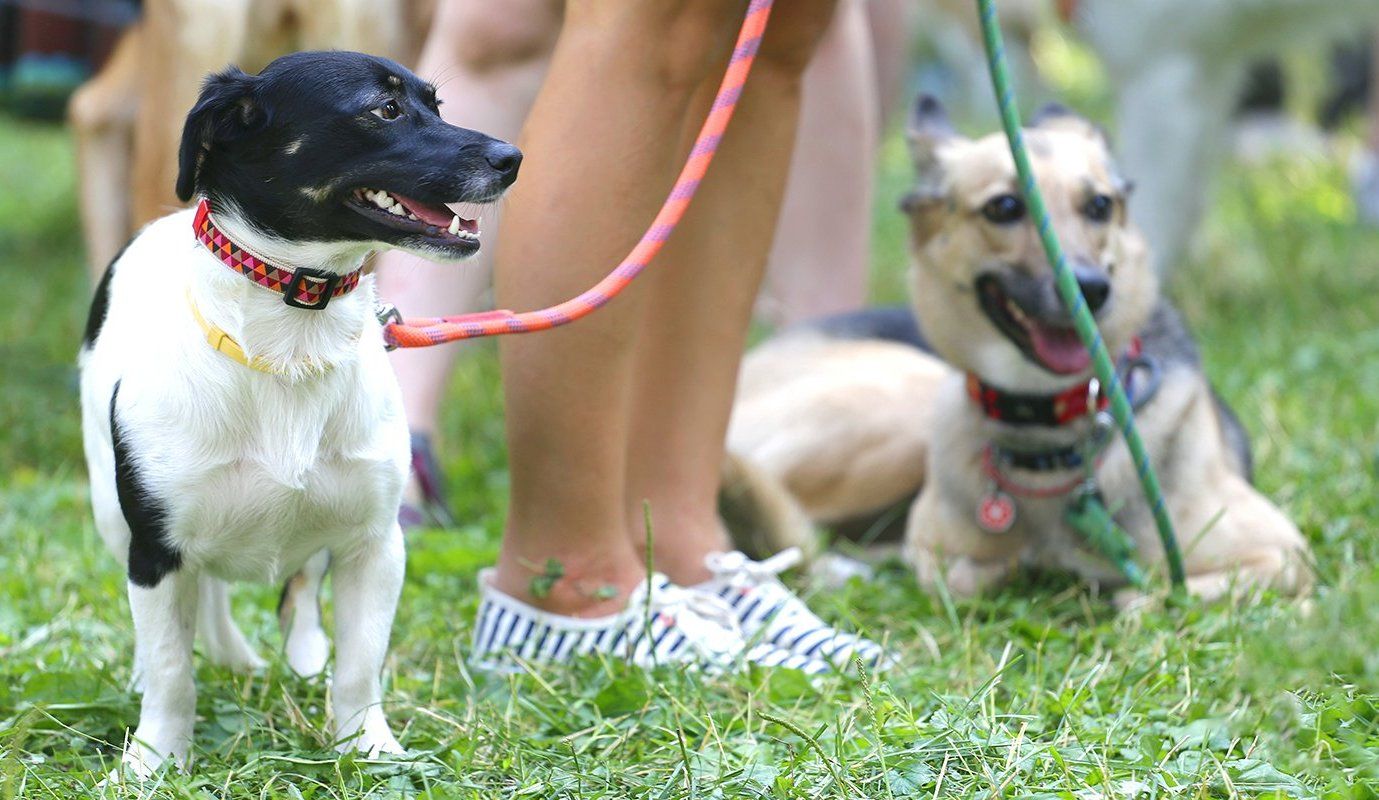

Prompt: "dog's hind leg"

[279,550,331,678]
[196,576,265,672]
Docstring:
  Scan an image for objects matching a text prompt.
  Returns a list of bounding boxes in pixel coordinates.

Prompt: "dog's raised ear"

[905,94,959,184]
[1029,102,1109,146]
[176,67,265,202]
[1030,102,1134,192]
[902,95,960,231]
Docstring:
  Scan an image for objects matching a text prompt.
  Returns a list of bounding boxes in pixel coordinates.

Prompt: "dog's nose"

[485,143,523,186]
[1074,266,1111,314]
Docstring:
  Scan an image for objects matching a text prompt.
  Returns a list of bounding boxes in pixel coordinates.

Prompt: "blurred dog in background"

[68,0,434,279]
[725,96,1312,606]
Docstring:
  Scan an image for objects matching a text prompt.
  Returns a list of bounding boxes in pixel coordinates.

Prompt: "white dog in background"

[1072,0,1379,270]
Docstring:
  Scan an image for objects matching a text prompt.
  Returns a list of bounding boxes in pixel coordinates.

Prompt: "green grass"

[3,90,1379,797]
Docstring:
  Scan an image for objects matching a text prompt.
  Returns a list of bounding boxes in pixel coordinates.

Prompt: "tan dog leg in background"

[69,27,141,279]
[294,0,416,63]
[126,0,424,230]
[131,0,253,226]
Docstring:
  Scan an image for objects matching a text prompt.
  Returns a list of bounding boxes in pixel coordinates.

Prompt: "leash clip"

[376,302,403,351]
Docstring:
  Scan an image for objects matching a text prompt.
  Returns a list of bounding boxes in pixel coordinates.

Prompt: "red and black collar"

[193,198,363,310]
[966,338,1143,427]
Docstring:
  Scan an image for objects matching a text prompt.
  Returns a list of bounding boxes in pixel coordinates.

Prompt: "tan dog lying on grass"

[726,96,1312,606]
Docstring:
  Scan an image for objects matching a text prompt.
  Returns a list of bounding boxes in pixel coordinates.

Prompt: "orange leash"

[383,0,774,348]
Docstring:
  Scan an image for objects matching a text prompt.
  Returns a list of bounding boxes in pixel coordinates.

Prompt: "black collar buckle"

[283,267,341,310]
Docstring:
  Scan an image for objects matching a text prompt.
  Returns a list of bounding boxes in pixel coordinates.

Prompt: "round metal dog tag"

[977,491,1016,533]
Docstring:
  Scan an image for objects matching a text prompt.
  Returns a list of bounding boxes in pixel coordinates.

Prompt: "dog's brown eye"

[372,100,403,121]
[980,194,1025,225]
[1084,193,1114,223]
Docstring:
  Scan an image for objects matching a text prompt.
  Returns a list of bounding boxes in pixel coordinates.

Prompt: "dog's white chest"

[162,370,408,582]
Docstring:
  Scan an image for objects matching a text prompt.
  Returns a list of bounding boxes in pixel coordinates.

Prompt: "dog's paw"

[1112,587,1159,614]
[215,646,268,674]
[201,619,268,673]
[105,741,176,784]
[336,723,405,759]
[362,733,406,759]
[284,625,330,678]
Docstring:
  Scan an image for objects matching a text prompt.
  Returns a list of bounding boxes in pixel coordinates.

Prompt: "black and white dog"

[79,51,520,776]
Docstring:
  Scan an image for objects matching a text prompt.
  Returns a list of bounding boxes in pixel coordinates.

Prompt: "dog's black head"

[177,50,520,261]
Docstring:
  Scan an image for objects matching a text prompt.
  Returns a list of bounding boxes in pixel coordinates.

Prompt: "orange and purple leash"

[383,0,774,349]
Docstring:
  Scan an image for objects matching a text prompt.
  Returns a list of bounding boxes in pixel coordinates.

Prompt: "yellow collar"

[187,292,323,375]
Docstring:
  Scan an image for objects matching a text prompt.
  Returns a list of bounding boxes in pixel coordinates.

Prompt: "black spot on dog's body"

[82,238,132,349]
[111,382,182,587]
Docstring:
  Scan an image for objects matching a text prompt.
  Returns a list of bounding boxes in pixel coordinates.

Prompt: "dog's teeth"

[407,213,418,221]
[448,216,460,235]
[389,204,404,216]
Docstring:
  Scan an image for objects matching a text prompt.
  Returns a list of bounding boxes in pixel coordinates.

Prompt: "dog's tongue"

[1028,323,1091,374]
[390,192,454,228]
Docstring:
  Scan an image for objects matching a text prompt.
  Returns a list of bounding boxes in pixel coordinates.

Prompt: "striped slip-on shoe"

[698,549,893,672]
[470,570,831,675]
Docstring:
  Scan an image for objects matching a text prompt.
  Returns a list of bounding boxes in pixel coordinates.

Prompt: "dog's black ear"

[906,94,960,185]
[1029,102,1110,146]
[176,67,264,202]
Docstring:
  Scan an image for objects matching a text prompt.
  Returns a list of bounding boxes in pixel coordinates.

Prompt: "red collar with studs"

[965,338,1142,427]
[193,198,362,310]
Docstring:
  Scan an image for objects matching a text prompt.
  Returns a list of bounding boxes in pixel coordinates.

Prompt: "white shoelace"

[704,547,804,588]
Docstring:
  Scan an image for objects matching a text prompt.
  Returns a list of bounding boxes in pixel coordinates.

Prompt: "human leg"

[757,0,876,327]
[375,0,561,440]
[624,0,841,585]
[491,0,748,616]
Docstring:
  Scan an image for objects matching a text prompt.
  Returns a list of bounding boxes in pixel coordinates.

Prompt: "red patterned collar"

[966,338,1142,427]
[192,198,363,310]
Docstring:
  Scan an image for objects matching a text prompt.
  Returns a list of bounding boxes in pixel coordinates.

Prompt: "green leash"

[1066,489,1149,590]
[975,0,1187,590]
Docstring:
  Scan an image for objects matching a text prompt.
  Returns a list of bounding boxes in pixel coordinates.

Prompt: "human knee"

[654,0,835,84]
[634,0,749,90]
[755,0,838,75]
[447,0,562,72]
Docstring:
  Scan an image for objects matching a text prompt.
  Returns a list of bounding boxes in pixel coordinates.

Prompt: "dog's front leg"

[122,569,199,778]
[906,488,1019,597]
[329,524,405,757]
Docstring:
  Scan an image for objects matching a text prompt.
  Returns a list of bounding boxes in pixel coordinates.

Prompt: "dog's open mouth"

[976,275,1091,375]
[345,188,485,249]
